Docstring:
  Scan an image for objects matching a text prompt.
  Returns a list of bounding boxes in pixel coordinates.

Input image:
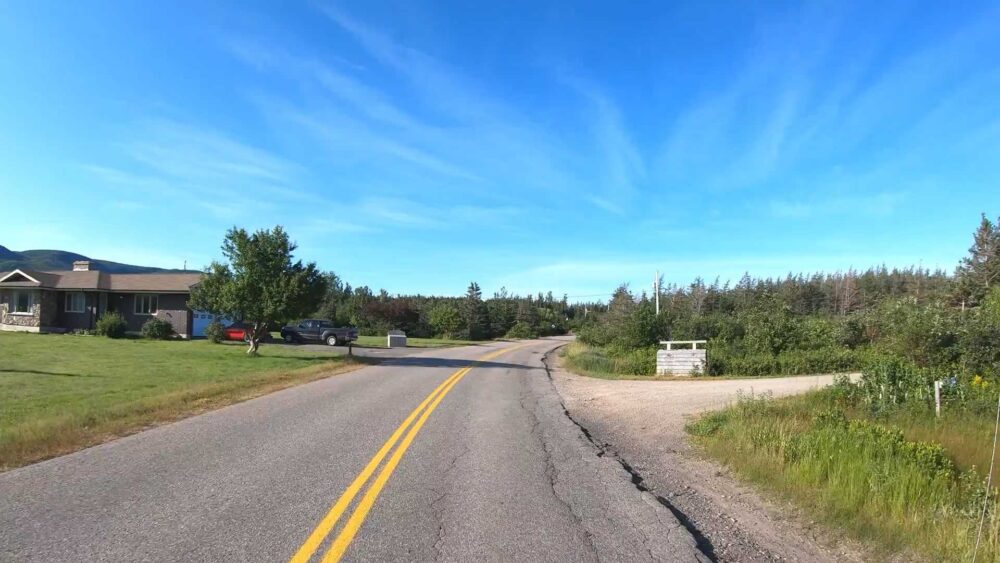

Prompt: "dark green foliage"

[95,312,127,339]
[955,214,1000,307]
[707,347,866,377]
[140,318,174,340]
[427,302,463,338]
[870,298,961,369]
[961,288,1000,377]
[309,278,573,341]
[464,282,489,340]
[505,321,538,339]
[203,320,225,344]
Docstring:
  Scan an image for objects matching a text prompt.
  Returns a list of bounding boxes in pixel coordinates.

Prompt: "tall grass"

[687,391,1000,561]
[561,342,657,378]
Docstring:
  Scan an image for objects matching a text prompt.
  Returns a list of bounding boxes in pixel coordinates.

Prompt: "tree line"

[577,214,1000,377]
[313,278,580,340]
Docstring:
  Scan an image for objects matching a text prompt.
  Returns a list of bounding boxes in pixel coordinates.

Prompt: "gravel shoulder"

[549,349,868,562]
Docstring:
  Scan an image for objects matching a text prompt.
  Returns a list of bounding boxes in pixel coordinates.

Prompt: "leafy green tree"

[961,287,1000,377]
[189,226,327,355]
[428,302,464,338]
[739,296,798,355]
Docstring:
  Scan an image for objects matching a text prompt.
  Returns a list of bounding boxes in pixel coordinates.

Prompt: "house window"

[134,295,158,315]
[65,293,86,313]
[12,291,34,314]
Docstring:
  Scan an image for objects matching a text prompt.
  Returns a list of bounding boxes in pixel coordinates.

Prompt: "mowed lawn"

[0,332,360,470]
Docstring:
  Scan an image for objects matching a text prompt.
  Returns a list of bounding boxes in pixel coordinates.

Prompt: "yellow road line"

[321,365,470,562]
[291,342,535,563]
[289,366,470,563]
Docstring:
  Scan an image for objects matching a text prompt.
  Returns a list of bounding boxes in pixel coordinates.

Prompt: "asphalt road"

[0,338,706,562]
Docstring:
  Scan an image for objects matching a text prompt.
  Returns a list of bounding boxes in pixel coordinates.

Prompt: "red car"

[223,323,272,342]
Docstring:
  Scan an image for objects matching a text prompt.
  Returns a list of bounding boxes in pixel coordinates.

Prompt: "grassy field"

[353,335,480,348]
[686,390,1000,561]
[0,332,361,470]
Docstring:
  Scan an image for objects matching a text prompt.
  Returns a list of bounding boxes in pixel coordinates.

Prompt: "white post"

[935,381,942,418]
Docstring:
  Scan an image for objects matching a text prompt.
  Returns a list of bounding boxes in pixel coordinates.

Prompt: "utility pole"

[654,270,661,316]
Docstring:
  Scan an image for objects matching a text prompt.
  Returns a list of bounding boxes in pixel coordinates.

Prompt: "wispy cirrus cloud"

[226,6,643,216]
[658,3,1000,202]
[124,119,298,185]
[768,192,907,219]
[85,119,316,220]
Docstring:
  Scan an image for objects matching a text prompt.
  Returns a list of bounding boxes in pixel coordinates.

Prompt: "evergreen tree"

[956,214,1000,307]
[464,282,488,340]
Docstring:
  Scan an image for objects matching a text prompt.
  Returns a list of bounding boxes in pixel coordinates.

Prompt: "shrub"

[707,347,865,377]
[610,346,657,375]
[505,321,538,339]
[95,312,127,339]
[141,317,174,340]
[203,320,226,344]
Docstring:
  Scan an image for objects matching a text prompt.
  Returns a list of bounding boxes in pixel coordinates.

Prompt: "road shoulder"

[526,343,710,562]
[548,348,870,562]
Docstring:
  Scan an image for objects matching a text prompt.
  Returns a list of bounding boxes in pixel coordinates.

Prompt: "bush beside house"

[141,318,174,340]
[203,320,226,343]
[95,312,127,339]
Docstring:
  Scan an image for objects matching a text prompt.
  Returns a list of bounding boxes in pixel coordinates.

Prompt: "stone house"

[0,261,203,337]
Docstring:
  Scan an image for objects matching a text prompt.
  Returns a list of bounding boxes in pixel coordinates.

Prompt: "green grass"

[686,391,1000,561]
[560,342,817,381]
[560,342,662,380]
[352,335,480,348]
[0,332,362,470]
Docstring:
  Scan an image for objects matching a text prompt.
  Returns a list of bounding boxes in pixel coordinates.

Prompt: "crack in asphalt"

[540,347,718,563]
[518,369,601,558]
[429,424,473,562]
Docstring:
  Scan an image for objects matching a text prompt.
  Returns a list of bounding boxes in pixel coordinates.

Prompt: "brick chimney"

[72,261,92,271]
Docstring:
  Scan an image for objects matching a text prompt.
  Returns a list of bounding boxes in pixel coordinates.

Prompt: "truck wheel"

[327,335,340,346]
[284,333,295,344]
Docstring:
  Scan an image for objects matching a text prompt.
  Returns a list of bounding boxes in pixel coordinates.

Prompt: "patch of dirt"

[549,355,870,562]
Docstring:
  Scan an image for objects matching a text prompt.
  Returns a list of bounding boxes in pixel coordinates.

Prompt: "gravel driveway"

[549,352,867,563]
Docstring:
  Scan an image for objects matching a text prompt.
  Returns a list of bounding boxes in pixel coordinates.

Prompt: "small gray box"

[387,330,407,348]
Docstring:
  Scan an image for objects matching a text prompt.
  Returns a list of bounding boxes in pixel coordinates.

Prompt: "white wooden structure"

[387,330,407,348]
[656,340,707,376]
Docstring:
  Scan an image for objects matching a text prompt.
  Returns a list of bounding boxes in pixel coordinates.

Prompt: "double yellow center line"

[290,344,529,563]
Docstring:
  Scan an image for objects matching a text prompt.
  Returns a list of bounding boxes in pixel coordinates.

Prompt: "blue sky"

[1,1,998,299]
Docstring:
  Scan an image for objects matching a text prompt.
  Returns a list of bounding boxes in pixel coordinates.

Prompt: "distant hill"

[0,245,195,274]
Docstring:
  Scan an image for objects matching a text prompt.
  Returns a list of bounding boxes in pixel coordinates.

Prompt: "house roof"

[0,269,202,293]
[107,273,203,292]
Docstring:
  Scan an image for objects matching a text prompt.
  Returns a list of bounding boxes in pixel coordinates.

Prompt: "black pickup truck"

[280,319,359,346]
